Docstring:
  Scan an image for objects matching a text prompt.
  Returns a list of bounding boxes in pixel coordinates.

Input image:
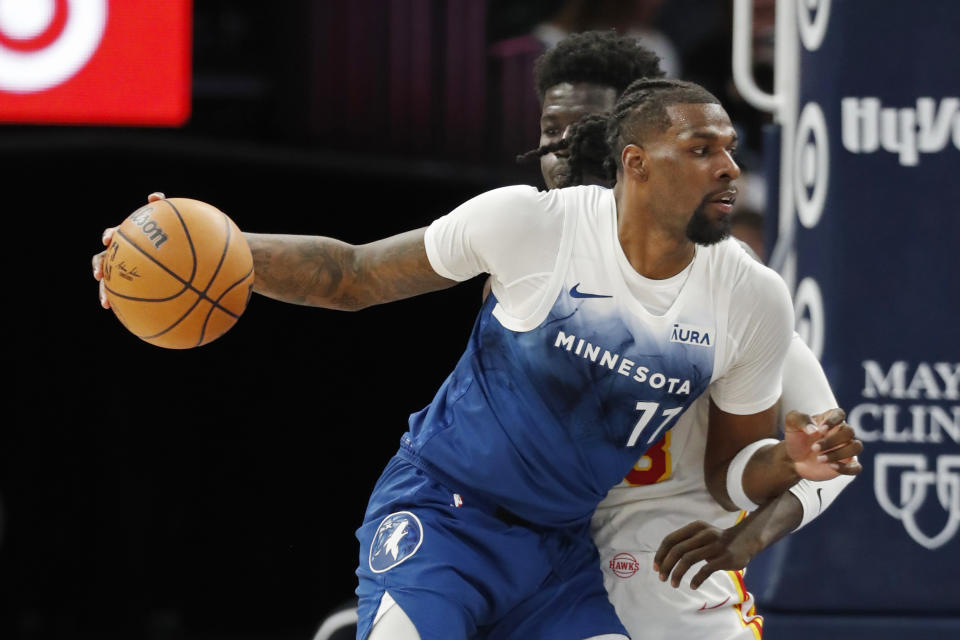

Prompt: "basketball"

[102,198,254,349]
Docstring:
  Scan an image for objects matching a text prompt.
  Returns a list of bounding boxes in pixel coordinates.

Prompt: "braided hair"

[604,78,721,172]
[515,115,613,187]
[523,79,722,186]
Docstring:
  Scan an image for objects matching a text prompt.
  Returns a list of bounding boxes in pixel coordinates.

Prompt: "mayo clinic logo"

[0,0,191,125]
[0,0,106,93]
[875,454,960,550]
[851,360,960,550]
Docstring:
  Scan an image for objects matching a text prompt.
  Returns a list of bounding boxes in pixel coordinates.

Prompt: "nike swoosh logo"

[698,596,730,611]
[816,488,823,510]
[570,283,612,299]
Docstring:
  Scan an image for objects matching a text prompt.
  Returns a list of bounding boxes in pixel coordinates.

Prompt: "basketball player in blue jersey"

[93,77,862,640]
[518,32,861,639]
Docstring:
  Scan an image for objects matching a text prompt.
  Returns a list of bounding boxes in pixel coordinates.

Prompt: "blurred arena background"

[3,1,958,638]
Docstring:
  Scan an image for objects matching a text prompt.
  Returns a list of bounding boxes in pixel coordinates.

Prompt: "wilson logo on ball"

[129,207,170,249]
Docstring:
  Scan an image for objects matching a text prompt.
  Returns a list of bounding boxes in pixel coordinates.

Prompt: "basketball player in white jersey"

[93,78,862,640]
[523,32,860,639]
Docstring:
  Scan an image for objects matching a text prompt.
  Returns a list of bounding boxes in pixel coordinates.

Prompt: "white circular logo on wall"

[0,0,108,93]
[794,101,830,230]
[797,0,831,51]
[794,276,825,360]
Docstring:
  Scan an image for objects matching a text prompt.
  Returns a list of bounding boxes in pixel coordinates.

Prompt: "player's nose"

[715,150,741,181]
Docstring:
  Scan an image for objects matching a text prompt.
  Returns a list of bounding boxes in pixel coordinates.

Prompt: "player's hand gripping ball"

[101,198,254,349]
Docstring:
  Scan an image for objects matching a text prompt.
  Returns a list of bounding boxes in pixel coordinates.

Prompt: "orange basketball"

[102,198,254,349]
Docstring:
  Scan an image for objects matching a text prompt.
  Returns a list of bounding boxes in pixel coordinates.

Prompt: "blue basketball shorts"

[354,455,628,640]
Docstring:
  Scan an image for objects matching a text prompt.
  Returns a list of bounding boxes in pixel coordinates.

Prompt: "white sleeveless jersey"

[419,184,793,529]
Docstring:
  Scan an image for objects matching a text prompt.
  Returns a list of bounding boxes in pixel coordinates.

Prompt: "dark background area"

[3,1,760,639]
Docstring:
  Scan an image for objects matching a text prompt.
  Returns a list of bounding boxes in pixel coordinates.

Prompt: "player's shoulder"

[443,184,563,237]
[707,237,774,279]
[473,183,610,228]
[706,237,791,305]
[554,183,612,209]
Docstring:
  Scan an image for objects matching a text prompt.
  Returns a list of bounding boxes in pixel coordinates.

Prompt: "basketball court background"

[3,1,958,638]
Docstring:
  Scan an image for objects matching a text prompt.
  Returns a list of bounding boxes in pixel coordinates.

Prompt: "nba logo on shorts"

[369,511,424,573]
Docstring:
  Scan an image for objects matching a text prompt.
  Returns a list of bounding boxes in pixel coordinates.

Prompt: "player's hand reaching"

[92,191,165,309]
[653,520,756,590]
[783,408,862,481]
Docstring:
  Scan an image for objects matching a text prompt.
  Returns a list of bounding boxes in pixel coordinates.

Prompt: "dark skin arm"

[245,230,456,310]
[704,400,791,510]
[662,406,862,589]
[705,403,862,510]
[94,194,458,311]
[653,490,803,589]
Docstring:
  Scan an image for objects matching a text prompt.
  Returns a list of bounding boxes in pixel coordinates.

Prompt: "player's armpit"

[245,228,458,310]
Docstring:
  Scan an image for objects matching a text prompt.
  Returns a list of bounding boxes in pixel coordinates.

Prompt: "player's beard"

[685,203,732,246]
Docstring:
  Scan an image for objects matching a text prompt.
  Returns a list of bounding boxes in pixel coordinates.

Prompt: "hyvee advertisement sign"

[0,0,191,125]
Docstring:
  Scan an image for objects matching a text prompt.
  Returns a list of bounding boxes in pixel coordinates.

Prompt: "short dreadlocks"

[533,29,665,102]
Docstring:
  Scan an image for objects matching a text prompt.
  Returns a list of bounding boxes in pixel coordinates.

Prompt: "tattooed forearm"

[245,233,354,308]
[243,229,456,310]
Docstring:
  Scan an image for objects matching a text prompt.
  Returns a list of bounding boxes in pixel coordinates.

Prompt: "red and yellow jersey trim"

[726,568,763,639]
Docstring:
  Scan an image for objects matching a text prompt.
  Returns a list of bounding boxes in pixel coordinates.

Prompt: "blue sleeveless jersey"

[401,288,715,528]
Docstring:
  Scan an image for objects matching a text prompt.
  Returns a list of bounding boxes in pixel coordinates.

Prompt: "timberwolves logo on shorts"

[368,511,424,573]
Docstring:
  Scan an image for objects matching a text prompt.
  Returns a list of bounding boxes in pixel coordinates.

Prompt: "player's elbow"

[705,463,739,512]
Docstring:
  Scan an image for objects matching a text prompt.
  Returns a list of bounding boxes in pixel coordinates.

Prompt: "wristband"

[725,438,780,511]
[788,471,857,531]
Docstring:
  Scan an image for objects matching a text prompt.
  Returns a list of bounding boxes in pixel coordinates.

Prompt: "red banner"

[0,0,191,125]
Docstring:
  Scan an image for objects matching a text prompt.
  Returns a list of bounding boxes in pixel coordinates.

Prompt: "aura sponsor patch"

[669,323,714,348]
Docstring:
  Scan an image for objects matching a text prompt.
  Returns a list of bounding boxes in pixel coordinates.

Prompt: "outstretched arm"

[246,230,456,310]
[93,193,458,311]
[653,490,802,589]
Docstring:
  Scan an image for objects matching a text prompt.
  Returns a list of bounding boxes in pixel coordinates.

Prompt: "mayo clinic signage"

[0,0,191,125]
[733,0,960,614]
[852,360,960,550]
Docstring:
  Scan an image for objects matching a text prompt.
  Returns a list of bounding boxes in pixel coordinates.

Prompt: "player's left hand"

[653,520,756,589]
[783,408,863,481]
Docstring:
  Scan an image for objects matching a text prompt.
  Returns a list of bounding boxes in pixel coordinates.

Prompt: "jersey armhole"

[491,198,578,332]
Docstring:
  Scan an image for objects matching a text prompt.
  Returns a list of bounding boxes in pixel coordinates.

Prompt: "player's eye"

[691,147,707,156]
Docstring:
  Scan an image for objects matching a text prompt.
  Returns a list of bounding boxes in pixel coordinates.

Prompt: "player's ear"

[622,144,648,182]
